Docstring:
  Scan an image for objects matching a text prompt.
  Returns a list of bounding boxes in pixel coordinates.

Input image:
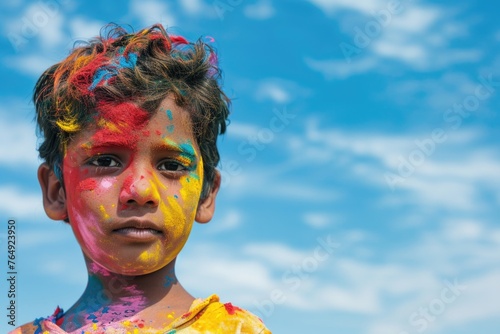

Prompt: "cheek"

[63,163,117,225]
[158,161,203,230]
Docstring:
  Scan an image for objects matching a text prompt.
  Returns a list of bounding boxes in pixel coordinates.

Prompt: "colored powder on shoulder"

[223,303,242,315]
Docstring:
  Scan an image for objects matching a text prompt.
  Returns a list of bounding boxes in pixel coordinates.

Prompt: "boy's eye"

[158,160,188,172]
[89,156,120,167]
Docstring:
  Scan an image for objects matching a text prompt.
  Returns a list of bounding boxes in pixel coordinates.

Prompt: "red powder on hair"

[171,35,188,44]
[79,179,97,191]
[224,303,242,315]
[149,33,171,50]
[69,54,109,96]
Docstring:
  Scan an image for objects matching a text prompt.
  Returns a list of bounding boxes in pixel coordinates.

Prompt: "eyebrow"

[154,140,198,160]
[82,138,138,151]
[81,136,198,160]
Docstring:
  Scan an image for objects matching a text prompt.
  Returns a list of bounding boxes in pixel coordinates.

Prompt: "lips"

[110,219,164,240]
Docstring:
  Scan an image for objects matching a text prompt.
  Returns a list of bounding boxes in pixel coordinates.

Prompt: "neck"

[60,256,194,331]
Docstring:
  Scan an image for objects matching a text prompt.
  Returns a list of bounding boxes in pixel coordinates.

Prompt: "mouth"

[111,220,163,241]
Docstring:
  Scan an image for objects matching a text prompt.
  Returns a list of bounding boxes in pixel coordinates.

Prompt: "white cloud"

[36,8,65,47]
[5,53,58,77]
[130,0,176,27]
[0,115,39,168]
[302,212,335,228]
[178,0,218,19]
[210,209,242,233]
[6,2,65,47]
[306,2,482,77]
[308,0,385,15]
[178,243,275,304]
[305,56,378,79]
[244,0,275,20]
[287,119,500,212]
[0,186,44,218]
[446,271,500,326]
[225,121,260,140]
[254,78,311,103]
[255,81,290,103]
[243,242,309,268]
[69,16,105,40]
[385,72,480,110]
[223,168,339,202]
[442,219,484,241]
[17,228,69,248]
[366,220,500,333]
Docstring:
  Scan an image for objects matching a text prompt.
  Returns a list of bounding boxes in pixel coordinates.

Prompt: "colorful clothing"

[10,295,271,333]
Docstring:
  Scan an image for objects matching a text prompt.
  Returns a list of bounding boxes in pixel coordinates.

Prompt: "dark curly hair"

[33,23,230,200]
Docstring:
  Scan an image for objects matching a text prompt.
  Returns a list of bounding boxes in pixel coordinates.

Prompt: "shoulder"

[8,322,38,334]
[176,295,272,333]
[9,307,64,334]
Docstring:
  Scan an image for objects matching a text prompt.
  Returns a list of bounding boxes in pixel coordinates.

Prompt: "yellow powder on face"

[138,243,162,264]
[99,205,110,220]
[161,196,186,255]
[151,173,167,190]
[80,141,92,150]
[179,159,204,212]
[97,118,121,132]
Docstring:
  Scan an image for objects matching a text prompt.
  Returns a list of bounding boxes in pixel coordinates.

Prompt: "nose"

[119,170,160,207]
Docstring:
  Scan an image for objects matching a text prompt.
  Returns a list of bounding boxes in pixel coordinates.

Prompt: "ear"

[195,170,221,224]
[38,163,68,221]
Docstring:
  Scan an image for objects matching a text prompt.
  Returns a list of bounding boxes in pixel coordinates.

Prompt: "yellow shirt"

[10,295,271,333]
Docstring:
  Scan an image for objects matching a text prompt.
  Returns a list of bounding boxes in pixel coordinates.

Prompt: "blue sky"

[1,0,499,333]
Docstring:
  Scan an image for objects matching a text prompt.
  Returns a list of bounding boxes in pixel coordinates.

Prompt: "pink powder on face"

[79,179,97,191]
[100,179,113,189]
[89,262,112,276]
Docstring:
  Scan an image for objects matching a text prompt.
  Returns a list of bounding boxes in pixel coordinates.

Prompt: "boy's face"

[57,97,209,275]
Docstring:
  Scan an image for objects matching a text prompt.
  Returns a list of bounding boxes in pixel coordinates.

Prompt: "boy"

[12,24,271,333]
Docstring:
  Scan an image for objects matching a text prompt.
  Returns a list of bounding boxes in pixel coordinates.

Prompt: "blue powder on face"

[166,109,173,121]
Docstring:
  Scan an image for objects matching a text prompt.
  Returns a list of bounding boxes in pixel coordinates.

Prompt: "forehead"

[67,97,196,150]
